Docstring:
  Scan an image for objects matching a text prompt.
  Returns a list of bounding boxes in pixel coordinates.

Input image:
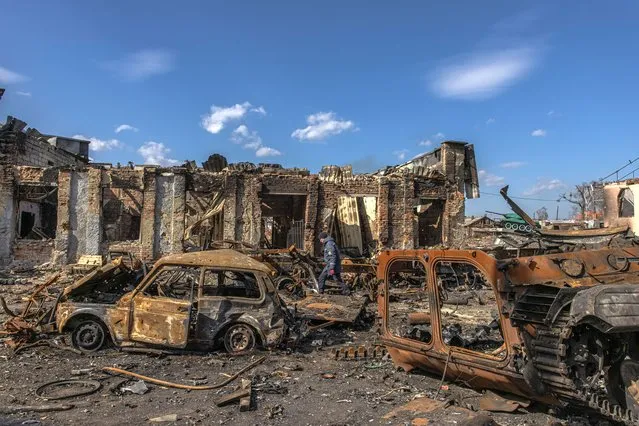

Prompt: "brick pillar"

[171,172,187,254]
[401,177,418,249]
[0,166,15,265]
[223,174,238,241]
[140,169,157,260]
[241,175,261,246]
[53,169,71,265]
[377,177,390,248]
[304,177,319,254]
[85,168,102,255]
[443,189,465,248]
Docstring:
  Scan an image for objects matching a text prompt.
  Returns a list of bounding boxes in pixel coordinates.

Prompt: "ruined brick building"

[0,114,479,268]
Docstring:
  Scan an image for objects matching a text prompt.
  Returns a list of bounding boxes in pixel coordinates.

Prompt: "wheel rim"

[74,321,105,351]
[226,325,255,353]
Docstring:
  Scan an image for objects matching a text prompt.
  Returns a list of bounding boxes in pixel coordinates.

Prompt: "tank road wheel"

[525,225,533,232]
[518,224,526,232]
[224,324,256,354]
[71,320,107,352]
[504,222,513,230]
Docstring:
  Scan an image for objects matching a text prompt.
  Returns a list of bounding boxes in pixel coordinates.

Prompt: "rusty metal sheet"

[154,249,272,274]
[382,397,444,420]
[336,196,363,256]
[293,294,365,323]
[130,295,190,348]
[479,390,529,413]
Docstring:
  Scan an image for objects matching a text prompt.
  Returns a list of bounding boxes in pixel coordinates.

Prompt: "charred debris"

[6,111,639,425]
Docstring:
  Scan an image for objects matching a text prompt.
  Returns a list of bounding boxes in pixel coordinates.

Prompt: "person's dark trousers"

[318,266,330,293]
[318,267,350,295]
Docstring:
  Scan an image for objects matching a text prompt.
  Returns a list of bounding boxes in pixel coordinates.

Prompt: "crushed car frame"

[55,249,287,354]
[377,246,639,425]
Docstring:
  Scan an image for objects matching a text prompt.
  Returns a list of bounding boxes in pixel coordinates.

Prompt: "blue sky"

[1,1,639,218]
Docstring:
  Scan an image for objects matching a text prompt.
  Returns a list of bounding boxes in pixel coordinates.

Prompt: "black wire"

[481,191,561,203]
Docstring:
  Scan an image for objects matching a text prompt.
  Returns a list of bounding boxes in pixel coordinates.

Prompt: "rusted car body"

[378,247,639,424]
[55,249,286,353]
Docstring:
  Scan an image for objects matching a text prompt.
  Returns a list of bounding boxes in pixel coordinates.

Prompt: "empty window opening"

[386,259,431,344]
[184,191,224,250]
[102,187,142,241]
[261,194,306,249]
[143,266,199,300]
[17,185,58,240]
[417,199,444,247]
[619,188,634,218]
[436,261,505,357]
[202,269,261,299]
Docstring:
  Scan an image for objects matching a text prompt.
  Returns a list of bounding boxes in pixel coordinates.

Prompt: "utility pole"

[556,205,559,220]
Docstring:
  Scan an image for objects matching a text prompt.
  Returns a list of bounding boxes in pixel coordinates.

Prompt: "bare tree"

[535,206,549,221]
[561,181,604,220]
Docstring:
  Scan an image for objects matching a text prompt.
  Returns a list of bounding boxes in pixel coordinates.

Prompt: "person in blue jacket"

[318,232,350,295]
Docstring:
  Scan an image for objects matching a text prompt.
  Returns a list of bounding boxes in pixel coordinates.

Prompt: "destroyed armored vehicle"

[378,247,639,424]
[55,249,287,354]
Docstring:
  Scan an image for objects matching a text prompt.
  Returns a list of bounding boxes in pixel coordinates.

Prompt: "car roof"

[155,249,271,273]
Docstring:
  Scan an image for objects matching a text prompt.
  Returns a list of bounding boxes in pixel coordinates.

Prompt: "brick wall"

[20,137,85,167]
[12,240,54,268]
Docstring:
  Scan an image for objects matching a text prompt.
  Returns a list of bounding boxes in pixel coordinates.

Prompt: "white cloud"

[291,111,355,141]
[547,110,555,116]
[523,178,566,196]
[478,169,505,187]
[256,146,281,157]
[431,48,537,100]
[531,128,547,137]
[0,66,29,84]
[231,125,281,157]
[500,161,526,169]
[393,149,409,161]
[115,124,139,133]
[72,134,123,152]
[433,132,445,140]
[201,102,266,134]
[251,106,267,115]
[419,139,433,147]
[138,141,179,166]
[16,91,32,97]
[103,49,175,81]
[231,125,262,149]
[486,117,496,124]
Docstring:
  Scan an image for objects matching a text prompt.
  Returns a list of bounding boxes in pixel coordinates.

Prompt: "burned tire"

[71,319,107,352]
[223,323,256,354]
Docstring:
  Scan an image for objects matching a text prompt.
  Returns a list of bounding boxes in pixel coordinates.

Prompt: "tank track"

[528,310,639,425]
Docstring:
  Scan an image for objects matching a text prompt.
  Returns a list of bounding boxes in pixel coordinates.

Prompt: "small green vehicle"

[486,211,534,233]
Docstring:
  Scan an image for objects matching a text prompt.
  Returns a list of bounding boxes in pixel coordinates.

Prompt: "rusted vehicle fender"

[570,284,639,333]
[218,314,286,347]
[56,303,124,342]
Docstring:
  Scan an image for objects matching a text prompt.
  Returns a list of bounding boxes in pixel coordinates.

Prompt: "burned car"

[55,249,287,354]
[378,247,639,425]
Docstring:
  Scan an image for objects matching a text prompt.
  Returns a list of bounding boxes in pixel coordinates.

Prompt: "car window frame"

[198,268,266,304]
[431,257,509,361]
[383,256,434,350]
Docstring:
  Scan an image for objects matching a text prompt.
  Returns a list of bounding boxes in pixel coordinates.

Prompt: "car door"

[193,268,265,343]
[429,252,514,385]
[128,265,199,348]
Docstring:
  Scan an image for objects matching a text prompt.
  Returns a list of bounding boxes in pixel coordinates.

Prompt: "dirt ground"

[0,274,616,426]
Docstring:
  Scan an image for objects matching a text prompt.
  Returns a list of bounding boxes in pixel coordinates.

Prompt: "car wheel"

[223,323,256,354]
[71,319,107,352]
